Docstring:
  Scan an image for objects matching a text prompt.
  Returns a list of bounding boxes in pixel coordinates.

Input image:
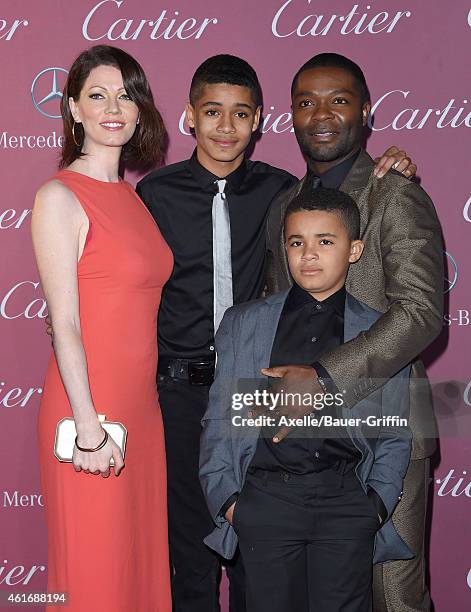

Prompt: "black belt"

[158,357,216,386]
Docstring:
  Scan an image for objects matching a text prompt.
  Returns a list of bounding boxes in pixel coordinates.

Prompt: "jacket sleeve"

[199,308,240,526]
[318,181,444,408]
[366,365,412,521]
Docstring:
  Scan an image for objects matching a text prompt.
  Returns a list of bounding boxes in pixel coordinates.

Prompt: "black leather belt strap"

[158,357,216,386]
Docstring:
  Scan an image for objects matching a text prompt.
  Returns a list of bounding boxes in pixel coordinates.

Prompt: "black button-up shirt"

[304,148,360,386]
[250,284,361,474]
[307,148,360,189]
[136,151,297,360]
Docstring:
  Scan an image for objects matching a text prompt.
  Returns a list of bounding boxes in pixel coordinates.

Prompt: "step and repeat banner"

[0,1,470,610]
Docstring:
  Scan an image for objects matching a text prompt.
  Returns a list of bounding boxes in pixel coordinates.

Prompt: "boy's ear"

[349,239,364,263]
[185,102,195,129]
[252,106,262,132]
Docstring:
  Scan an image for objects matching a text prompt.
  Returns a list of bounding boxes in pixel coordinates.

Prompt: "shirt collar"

[189,149,248,194]
[286,283,346,317]
[306,148,361,189]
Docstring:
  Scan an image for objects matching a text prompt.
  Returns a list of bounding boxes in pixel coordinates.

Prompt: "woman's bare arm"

[32,180,123,476]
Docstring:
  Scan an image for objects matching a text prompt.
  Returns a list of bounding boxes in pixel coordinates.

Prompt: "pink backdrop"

[0,1,470,610]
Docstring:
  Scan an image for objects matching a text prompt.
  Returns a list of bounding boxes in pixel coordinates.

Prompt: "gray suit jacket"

[265,150,444,459]
[200,291,414,565]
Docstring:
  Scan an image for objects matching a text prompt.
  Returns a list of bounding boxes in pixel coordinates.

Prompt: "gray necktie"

[212,179,233,332]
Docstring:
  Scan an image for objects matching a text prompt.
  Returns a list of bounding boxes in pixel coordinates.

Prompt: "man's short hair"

[291,53,370,105]
[190,54,263,107]
[285,186,361,241]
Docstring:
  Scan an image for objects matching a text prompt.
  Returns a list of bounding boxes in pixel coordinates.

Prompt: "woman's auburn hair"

[60,44,167,171]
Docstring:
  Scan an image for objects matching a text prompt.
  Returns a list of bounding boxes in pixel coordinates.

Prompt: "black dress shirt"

[250,283,361,474]
[221,284,387,521]
[304,148,361,387]
[136,151,297,360]
[308,148,360,189]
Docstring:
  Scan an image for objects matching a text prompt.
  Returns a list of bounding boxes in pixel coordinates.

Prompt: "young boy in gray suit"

[199,187,413,612]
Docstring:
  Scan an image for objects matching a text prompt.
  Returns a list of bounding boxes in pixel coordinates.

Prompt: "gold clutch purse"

[54,414,127,466]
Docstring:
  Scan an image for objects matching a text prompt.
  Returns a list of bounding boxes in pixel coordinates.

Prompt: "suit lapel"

[253,291,290,373]
[343,292,375,341]
[339,149,375,195]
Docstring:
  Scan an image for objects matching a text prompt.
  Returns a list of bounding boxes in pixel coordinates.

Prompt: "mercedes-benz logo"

[444,251,458,294]
[31,67,68,118]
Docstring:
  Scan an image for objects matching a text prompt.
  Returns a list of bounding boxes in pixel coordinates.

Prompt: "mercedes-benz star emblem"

[31,67,68,118]
[444,251,458,294]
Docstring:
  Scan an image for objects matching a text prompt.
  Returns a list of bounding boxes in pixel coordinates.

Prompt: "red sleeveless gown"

[38,170,173,611]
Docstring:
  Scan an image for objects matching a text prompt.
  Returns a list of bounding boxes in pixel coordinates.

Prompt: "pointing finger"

[261,367,285,378]
[273,425,292,443]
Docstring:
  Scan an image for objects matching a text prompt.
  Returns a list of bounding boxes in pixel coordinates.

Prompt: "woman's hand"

[73,425,125,478]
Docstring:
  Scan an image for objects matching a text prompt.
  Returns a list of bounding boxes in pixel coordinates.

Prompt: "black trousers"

[158,375,246,612]
[233,467,380,612]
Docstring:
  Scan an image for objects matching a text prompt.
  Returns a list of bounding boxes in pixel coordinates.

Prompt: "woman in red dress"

[31,45,172,611]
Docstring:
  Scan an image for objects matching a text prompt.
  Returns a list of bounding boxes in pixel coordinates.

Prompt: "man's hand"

[225,502,236,525]
[45,315,53,337]
[260,365,323,443]
[373,146,417,179]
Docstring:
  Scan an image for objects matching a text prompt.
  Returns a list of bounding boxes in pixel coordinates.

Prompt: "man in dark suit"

[265,53,443,612]
[200,187,414,612]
